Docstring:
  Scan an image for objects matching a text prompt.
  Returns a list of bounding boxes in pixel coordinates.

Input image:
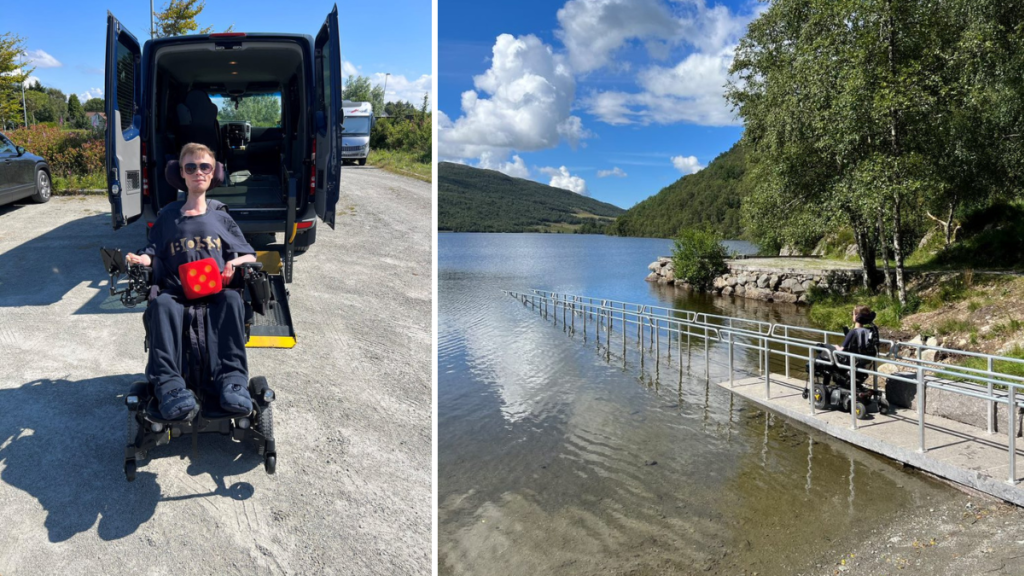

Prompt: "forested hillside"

[438,162,626,233]
[606,143,750,239]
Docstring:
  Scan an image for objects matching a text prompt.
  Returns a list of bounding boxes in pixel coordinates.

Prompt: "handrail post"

[764,336,770,399]
[1009,384,1018,485]
[849,353,858,430]
[917,366,926,453]
[728,332,734,387]
[808,347,816,415]
[784,327,790,379]
[988,356,995,435]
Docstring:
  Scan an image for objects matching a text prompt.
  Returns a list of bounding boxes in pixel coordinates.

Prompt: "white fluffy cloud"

[597,166,627,178]
[342,60,359,77]
[23,49,61,68]
[372,72,432,105]
[21,75,41,88]
[671,155,704,174]
[556,0,681,73]
[78,87,103,102]
[562,0,754,126]
[541,166,588,195]
[439,34,587,162]
[479,152,530,179]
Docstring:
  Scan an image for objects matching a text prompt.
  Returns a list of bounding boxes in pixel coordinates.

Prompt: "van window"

[212,93,282,127]
[115,39,136,131]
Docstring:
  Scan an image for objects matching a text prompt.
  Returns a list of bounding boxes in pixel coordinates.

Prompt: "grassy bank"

[368,149,431,183]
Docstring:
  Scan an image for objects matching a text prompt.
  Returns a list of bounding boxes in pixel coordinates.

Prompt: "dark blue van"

[104,6,343,282]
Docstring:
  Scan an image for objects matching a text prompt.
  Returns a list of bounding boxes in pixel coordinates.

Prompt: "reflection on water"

[439,233,954,575]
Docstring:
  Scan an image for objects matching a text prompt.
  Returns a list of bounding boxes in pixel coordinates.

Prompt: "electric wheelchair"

[802,324,891,419]
[100,161,278,482]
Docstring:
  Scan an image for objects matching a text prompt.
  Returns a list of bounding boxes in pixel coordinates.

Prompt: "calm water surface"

[439,233,956,575]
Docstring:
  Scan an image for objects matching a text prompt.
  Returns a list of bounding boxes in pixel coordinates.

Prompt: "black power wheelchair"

[101,247,278,481]
[801,325,891,419]
[100,155,281,481]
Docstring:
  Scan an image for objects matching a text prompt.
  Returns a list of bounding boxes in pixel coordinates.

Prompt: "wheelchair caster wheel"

[812,385,829,410]
[855,401,868,420]
[265,453,277,475]
[879,398,892,415]
[125,459,137,482]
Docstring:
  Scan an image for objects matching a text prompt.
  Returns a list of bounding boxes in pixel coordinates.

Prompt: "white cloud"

[562,0,754,127]
[22,49,61,69]
[22,75,41,88]
[556,0,681,73]
[78,87,103,102]
[342,60,359,77]
[541,166,588,195]
[439,34,587,162]
[372,72,432,105]
[671,155,704,174]
[479,152,530,179]
[597,166,627,178]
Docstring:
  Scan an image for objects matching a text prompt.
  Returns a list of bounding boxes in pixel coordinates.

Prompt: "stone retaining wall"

[646,257,862,304]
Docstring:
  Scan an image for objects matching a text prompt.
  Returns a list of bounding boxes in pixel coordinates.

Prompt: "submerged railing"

[504,289,1024,485]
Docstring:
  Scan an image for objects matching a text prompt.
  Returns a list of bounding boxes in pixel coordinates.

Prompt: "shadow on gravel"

[0,375,260,543]
[0,210,147,312]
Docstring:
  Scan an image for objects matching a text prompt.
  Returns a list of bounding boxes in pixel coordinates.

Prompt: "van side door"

[104,12,144,230]
[313,5,342,229]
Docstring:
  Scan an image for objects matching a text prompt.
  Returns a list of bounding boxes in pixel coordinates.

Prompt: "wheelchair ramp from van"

[247,251,296,348]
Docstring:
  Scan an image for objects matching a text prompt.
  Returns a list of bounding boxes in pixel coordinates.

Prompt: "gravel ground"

[0,165,432,575]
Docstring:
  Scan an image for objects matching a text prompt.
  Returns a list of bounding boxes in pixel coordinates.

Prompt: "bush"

[5,124,104,180]
[370,115,430,164]
[672,225,729,290]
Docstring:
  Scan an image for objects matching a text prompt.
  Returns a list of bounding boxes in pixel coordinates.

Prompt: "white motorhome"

[341,101,373,165]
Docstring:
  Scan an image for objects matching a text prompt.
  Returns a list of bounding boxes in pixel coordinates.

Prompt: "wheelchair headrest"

[165,160,226,191]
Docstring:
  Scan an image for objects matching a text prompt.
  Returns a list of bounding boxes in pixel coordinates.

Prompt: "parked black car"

[0,132,52,207]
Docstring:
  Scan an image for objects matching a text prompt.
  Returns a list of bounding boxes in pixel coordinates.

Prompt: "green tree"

[43,87,67,126]
[218,94,280,127]
[23,90,49,124]
[66,93,84,127]
[342,75,372,102]
[671,226,730,291]
[155,0,234,37]
[83,97,104,113]
[0,32,32,129]
[725,0,1021,305]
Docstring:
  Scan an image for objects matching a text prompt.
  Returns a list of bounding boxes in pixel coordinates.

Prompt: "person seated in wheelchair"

[817,305,879,387]
[126,142,258,421]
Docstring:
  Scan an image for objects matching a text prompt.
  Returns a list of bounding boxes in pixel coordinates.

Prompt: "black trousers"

[144,289,249,395]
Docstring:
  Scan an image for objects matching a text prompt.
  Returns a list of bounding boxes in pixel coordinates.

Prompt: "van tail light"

[296,220,314,230]
[142,141,150,197]
[309,139,316,200]
[210,32,247,38]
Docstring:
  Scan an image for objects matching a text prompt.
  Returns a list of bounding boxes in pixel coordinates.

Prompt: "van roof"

[146,32,313,49]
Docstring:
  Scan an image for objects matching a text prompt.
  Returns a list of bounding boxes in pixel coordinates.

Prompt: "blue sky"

[5,0,431,106]
[439,0,762,209]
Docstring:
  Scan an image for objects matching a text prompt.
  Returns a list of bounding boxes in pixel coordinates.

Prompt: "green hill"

[607,143,750,239]
[438,162,627,233]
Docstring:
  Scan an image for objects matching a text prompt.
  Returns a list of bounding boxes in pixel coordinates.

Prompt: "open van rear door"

[313,5,342,229]
[104,12,144,230]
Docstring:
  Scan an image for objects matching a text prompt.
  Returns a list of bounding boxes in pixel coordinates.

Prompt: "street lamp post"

[383,72,390,100]
[21,79,27,128]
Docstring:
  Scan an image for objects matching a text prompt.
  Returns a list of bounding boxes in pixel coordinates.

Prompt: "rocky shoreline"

[646,257,862,304]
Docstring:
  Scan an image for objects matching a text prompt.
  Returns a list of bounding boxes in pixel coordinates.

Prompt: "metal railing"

[505,289,1024,485]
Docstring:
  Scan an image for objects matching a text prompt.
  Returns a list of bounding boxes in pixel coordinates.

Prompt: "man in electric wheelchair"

[105,142,277,480]
[802,305,891,418]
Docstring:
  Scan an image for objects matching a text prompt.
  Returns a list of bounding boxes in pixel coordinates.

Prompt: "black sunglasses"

[183,162,214,175]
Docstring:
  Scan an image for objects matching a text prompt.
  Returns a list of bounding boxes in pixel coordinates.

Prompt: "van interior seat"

[176,90,222,158]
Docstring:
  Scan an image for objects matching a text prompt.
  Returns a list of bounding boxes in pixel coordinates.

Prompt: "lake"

[438,233,957,575]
